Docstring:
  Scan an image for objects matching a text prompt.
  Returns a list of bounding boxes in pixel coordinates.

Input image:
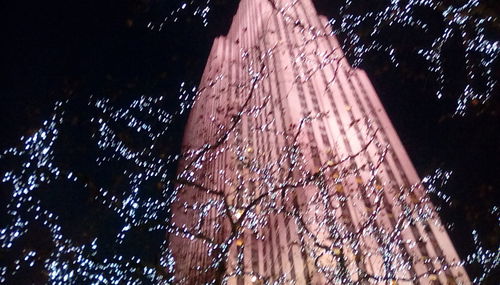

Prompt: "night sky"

[1,0,498,283]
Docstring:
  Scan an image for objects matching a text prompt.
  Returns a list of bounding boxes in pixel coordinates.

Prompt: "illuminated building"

[169,0,470,284]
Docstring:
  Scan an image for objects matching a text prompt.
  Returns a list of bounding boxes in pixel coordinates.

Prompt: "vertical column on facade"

[266,2,356,282]
[253,7,285,279]
[224,24,245,283]
[275,4,340,284]
[347,62,450,283]
[339,62,431,281]
[335,46,447,282]
[289,5,377,284]
[269,6,323,284]
[340,66,405,278]
[264,20,296,285]
[239,2,251,283]
[303,12,383,281]
[223,38,235,285]
[314,8,467,284]
[207,35,227,283]
[281,2,367,283]
[308,15,427,282]
[292,5,396,282]
[185,33,222,282]
[353,70,470,284]
[265,9,295,284]
[246,2,262,282]
[261,7,307,282]
[229,36,247,285]
[272,2,311,284]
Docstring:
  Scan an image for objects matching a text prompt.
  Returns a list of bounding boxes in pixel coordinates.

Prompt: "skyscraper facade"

[169,0,470,284]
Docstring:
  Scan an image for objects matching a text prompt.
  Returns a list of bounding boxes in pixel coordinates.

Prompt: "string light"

[329,0,499,115]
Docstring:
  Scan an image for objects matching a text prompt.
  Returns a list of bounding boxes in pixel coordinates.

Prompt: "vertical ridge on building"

[169,0,470,284]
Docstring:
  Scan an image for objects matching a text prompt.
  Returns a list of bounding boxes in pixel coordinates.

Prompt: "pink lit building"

[169,0,470,284]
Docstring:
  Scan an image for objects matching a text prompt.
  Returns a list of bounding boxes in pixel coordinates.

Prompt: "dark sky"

[0,0,498,282]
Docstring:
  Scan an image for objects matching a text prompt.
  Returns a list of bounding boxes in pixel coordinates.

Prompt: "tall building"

[169,0,470,284]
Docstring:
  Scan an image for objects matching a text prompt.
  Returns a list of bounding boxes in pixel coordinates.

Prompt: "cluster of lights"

[328,0,499,115]
[148,0,212,31]
[467,230,500,284]
[422,168,453,205]
[0,83,197,283]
